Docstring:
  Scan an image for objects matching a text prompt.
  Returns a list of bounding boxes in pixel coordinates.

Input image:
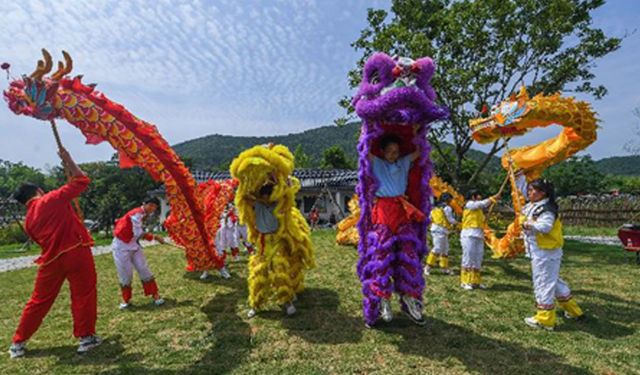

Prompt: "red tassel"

[121,286,132,303]
[142,279,159,296]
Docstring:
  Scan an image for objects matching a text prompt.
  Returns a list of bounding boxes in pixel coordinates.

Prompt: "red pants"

[13,247,97,343]
[372,196,426,233]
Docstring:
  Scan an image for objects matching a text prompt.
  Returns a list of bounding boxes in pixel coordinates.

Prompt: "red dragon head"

[3,49,72,121]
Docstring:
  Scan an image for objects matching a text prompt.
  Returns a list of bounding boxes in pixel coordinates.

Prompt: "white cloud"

[0,0,636,169]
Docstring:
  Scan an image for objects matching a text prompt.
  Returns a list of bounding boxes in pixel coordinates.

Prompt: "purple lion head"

[353,53,448,124]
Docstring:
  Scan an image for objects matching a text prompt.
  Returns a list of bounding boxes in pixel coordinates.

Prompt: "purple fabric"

[354,52,448,325]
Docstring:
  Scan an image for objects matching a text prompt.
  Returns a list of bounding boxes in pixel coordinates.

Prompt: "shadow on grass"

[122,298,194,312]
[183,272,252,374]
[566,289,639,339]
[492,260,532,281]
[28,334,142,366]
[377,317,591,374]
[181,271,229,283]
[275,287,364,344]
[557,309,634,339]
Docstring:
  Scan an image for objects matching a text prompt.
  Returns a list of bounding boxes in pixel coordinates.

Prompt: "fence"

[489,194,640,228]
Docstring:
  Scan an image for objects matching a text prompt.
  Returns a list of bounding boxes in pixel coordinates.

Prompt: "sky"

[0,0,638,169]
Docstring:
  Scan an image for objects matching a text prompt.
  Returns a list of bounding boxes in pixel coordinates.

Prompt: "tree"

[0,160,52,198]
[71,162,160,233]
[293,145,312,168]
[341,0,621,193]
[320,145,355,170]
[543,155,605,196]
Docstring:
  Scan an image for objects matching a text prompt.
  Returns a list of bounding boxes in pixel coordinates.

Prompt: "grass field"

[0,235,113,260]
[0,229,638,374]
[563,226,620,238]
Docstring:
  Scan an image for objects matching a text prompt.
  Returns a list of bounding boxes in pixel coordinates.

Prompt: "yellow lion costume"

[230,144,315,314]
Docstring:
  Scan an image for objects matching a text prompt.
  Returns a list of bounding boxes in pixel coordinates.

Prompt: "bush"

[0,223,28,245]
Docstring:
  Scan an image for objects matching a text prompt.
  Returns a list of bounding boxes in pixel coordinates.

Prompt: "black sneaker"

[77,335,103,354]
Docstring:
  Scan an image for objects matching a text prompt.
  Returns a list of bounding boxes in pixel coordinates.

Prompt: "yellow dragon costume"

[470,86,598,258]
[230,144,315,313]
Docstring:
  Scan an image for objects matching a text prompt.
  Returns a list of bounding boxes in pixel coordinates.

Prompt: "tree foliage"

[320,145,355,170]
[0,160,52,198]
[293,145,312,168]
[341,0,621,193]
[543,155,606,196]
[74,162,160,233]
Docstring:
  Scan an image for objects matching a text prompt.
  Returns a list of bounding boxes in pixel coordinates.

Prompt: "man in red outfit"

[9,148,101,359]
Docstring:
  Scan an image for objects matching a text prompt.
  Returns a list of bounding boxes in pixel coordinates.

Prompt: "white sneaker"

[154,298,165,306]
[475,284,487,290]
[8,342,26,359]
[380,299,393,322]
[219,267,231,279]
[199,271,210,280]
[401,295,426,326]
[460,283,474,291]
[247,309,257,319]
[441,269,452,275]
[284,302,296,316]
[423,266,431,276]
[524,317,554,331]
[77,335,103,354]
[119,302,130,310]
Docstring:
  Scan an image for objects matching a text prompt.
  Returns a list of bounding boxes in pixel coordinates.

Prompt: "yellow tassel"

[439,255,449,269]
[426,252,438,267]
[460,270,469,284]
[534,309,557,328]
[474,270,482,285]
[558,298,584,318]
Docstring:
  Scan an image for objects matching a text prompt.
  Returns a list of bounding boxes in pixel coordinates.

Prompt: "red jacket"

[25,175,94,266]
[114,207,153,243]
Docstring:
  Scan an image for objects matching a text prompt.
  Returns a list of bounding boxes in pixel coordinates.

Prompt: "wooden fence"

[489,195,640,228]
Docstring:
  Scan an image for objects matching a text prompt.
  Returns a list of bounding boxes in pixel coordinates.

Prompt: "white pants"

[112,248,154,287]
[531,257,572,308]
[431,232,449,256]
[216,227,238,250]
[461,236,484,269]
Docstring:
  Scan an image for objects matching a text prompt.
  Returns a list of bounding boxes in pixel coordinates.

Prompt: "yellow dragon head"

[469,86,532,144]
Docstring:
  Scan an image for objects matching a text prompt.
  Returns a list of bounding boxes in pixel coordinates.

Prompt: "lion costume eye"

[369,71,380,85]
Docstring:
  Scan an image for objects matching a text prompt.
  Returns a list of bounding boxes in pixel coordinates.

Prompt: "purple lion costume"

[353,53,448,326]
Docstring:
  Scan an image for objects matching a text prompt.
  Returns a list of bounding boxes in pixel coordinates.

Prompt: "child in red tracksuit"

[9,148,101,359]
[112,197,166,309]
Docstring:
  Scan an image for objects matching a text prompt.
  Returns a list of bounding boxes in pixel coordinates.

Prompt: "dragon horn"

[51,51,73,80]
[30,49,53,80]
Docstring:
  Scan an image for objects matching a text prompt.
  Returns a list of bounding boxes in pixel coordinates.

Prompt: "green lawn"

[0,230,638,374]
[0,235,113,260]
[563,226,620,237]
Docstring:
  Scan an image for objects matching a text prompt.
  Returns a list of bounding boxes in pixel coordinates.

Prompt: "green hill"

[173,122,501,171]
[173,123,361,170]
[595,155,640,176]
